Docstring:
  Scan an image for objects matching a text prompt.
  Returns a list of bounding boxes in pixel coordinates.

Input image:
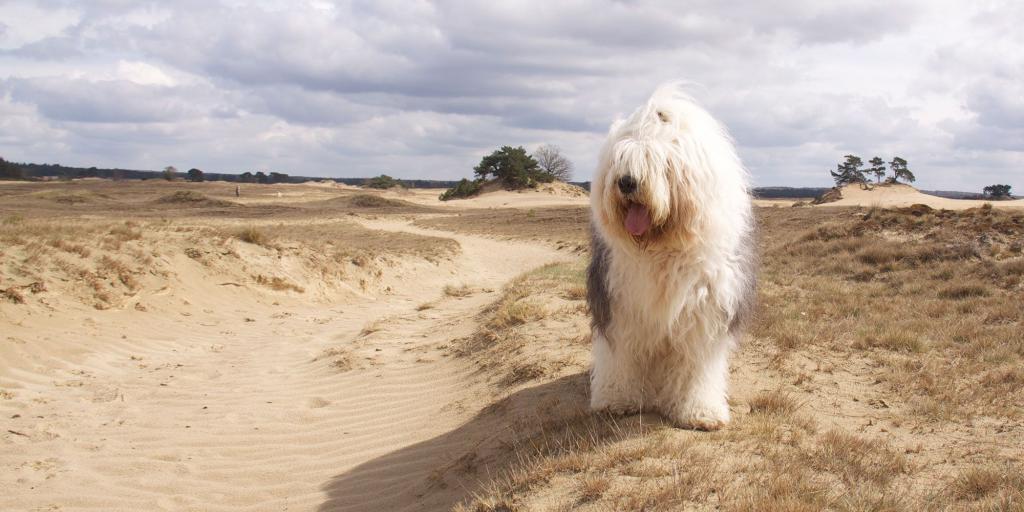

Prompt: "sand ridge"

[820,183,1024,210]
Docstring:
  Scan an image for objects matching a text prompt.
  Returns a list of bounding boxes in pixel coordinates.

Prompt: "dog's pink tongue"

[625,204,651,236]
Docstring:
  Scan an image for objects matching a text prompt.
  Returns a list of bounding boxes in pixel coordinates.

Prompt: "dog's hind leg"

[589,330,644,415]
[663,335,733,431]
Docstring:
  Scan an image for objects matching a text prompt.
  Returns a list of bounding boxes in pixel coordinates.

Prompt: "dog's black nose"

[617,175,637,195]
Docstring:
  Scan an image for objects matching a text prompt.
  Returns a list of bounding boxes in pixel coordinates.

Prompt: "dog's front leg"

[664,335,733,431]
[589,330,644,415]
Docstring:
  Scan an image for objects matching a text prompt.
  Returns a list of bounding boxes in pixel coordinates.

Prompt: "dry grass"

[441,261,591,400]
[949,464,1024,503]
[348,194,406,208]
[452,204,1023,511]
[443,284,475,297]
[236,226,269,246]
[757,206,1024,421]
[253,274,304,293]
[748,389,800,416]
[255,220,459,265]
[359,319,385,337]
[487,300,546,330]
[314,347,355,372]
[156,190,236,207]
[415,206,589,251]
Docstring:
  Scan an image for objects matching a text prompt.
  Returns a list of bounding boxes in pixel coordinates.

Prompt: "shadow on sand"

[317,373,653,511]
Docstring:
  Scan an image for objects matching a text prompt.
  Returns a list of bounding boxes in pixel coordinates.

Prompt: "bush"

[364,174,401,189]
[440,178,484,201]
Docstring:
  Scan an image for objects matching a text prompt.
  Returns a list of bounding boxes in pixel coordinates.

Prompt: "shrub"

[364,174,401,189]
[440,178,484,201]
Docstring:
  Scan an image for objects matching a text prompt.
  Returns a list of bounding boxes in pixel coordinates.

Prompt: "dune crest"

[821,183,1024,210]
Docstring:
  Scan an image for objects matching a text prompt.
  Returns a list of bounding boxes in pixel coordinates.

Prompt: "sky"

[0,0,1022,191]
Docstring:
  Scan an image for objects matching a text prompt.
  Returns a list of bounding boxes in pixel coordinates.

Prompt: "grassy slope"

[437,205,1023,511]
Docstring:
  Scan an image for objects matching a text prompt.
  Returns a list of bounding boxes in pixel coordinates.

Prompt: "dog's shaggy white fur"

[587,83,756,430]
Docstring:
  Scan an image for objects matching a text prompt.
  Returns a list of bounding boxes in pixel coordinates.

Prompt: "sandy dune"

[821,183,1024,210]
[383,181,590,210]
[0,214,566,511]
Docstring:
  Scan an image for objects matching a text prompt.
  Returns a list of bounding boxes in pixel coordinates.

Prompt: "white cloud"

[0,0,1020,192]
[116,60,176,86]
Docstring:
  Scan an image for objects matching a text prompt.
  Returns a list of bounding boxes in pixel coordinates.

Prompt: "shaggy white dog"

[587,83,756,430]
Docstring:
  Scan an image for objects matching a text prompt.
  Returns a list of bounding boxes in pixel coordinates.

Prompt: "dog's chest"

[608,254,721,337]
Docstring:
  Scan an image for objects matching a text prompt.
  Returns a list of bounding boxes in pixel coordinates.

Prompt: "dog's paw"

[668,401,729,431]
[590,390,642,416]
[591,401,642,416]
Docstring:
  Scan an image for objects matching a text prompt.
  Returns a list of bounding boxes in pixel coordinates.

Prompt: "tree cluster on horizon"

[364,174,402,189]
[474,145,554,189]
[0,157,25,180]
[236,171,290,184]
[982,184,1013,200]
[830,155,915,188]
[440,144,573,201]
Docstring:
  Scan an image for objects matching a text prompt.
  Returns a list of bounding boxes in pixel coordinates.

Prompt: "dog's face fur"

[592,84,747,253]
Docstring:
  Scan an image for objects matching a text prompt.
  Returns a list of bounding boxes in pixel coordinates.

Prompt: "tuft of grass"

[236,226,269,246]
[562,284,586,300]
[315,347,354,372]
[949,464,1024,502]
[443,284,474,297]
[748,389,800,416]
[938,283,990,300]
[254,274,304,293]
[810,430,910,486]
[359,319,384,337]
[575,473,610,504]
[500,362,546,387]
[47,239,91,258]
[2,287,26,304]
[108,222,142,242]
[854,327,924,353]
[97,255,139,291]
[487,300,545,330]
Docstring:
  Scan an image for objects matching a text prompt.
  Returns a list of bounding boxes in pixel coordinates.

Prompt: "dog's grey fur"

[586,224,612,334]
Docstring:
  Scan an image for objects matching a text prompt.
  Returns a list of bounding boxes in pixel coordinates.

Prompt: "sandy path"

[0,217,567,511]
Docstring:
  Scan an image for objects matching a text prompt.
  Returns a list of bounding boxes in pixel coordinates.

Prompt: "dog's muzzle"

[617,175,637,195]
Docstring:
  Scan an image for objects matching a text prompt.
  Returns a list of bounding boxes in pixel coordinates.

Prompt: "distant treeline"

[6,162,467,188]
[15,162,314,183]
[3,161,1005,200]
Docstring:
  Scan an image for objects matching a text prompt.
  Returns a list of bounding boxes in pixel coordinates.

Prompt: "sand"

[0,212,568,511]
[382,181,590,209]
